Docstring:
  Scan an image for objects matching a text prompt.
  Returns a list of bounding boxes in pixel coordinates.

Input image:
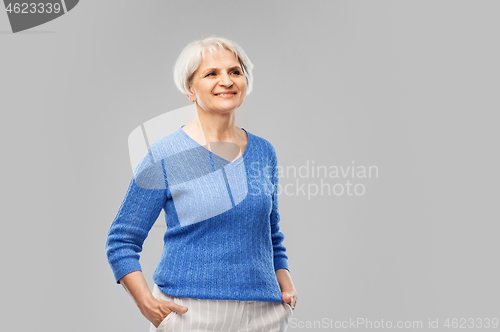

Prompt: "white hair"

[173,36,254,96]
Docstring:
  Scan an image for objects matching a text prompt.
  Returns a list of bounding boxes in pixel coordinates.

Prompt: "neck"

[193,105,242,142]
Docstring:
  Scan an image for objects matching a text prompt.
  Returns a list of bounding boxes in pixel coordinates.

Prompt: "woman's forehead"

[200,49,240,68]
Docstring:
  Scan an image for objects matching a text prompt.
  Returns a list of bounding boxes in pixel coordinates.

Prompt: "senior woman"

[105,36,297,331]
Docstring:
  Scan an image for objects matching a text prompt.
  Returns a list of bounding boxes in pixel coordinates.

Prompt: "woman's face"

[188,48,247,114]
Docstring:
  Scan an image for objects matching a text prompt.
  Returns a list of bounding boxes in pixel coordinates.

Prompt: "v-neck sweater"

[105,126,289,302]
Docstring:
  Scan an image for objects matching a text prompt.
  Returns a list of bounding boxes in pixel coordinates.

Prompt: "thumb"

[281,292,291,304]
[161,300,189,314]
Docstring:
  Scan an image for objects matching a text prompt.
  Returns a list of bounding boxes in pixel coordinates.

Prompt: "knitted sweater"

[105,126,289,303]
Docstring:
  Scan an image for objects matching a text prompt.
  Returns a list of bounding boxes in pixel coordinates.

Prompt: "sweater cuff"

[274,257,289,273]
[110,258,143,284]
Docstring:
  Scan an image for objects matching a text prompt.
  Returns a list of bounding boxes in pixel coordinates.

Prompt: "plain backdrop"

[1,1,499,331]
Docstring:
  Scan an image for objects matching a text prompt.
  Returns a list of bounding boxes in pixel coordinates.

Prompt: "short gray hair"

[173,36,254,96]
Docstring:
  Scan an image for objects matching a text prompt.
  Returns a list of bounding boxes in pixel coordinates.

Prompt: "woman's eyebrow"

[202,66,242,74]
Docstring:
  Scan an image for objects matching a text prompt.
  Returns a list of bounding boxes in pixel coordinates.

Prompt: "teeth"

[217,93,234,96]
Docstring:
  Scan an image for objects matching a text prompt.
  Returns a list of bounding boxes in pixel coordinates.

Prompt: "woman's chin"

[202,103,241,113]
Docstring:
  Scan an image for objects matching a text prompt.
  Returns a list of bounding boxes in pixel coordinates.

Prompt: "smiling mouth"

[215,93,237,96]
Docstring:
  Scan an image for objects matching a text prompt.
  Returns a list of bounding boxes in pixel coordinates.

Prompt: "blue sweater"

[105,126,289,303]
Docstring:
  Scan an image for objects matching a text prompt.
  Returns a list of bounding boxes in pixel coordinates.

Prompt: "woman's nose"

[219,73,233,87]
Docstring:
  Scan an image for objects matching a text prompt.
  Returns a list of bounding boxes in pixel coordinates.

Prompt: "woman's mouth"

[215,93,236,98]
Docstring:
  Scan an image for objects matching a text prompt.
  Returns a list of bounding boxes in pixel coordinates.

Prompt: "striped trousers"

[150,284,293,332]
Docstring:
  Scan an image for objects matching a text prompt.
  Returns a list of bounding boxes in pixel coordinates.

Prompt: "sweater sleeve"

[105,152,167,284]
[269,143,290,273]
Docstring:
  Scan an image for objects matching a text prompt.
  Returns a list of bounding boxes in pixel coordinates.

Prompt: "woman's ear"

[188,84,196,103]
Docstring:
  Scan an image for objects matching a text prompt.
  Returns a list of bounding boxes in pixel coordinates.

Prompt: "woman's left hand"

[275,268,298,310]
[281,290,298,310]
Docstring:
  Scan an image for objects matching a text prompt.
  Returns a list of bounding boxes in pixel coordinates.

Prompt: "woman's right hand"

[140,298,189,328]
[117,271,189,328]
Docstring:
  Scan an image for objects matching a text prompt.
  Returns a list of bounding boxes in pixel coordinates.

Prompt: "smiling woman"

[186,48,248,120]
[105,36,298,332]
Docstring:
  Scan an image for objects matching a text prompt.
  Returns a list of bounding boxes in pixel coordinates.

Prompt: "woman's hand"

[139,297,189,328]
[275,268,298,310]
[118,271,188,327]
[281,289,298,310]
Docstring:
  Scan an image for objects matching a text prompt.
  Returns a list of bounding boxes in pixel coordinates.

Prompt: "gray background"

[1,1,499,331]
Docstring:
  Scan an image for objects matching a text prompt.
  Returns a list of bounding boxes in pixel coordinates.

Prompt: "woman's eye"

[231,70,241,75]
[205,72,215,77]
